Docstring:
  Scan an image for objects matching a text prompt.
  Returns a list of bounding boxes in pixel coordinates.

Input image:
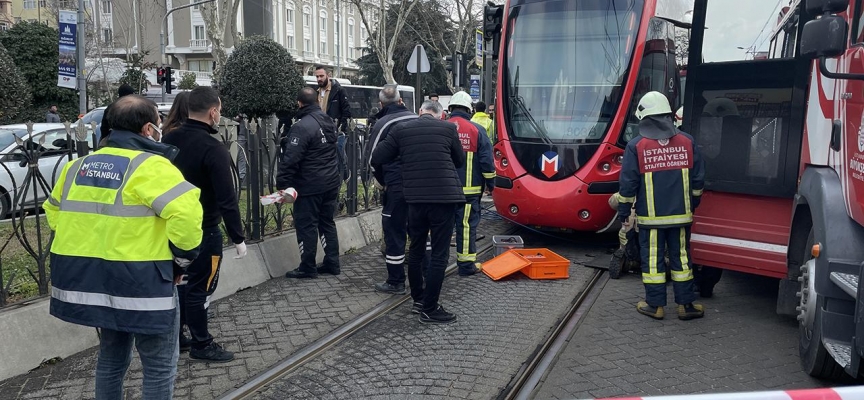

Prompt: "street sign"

[407,44,430,74]
[470,75,481,102]
[475,30,484,68]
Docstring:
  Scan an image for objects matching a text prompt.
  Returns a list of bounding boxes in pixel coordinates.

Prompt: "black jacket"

[277,104,341,195]
[324,79,352,132]
[162,120,245,244]
[371,114,465,204]
[363,103,416,188]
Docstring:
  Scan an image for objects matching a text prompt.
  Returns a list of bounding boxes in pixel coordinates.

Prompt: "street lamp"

[160,0,217,102]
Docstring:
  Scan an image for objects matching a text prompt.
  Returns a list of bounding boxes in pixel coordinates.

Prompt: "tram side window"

[690,88,793,187]
[855,0,864,43]
[702,1,794,62]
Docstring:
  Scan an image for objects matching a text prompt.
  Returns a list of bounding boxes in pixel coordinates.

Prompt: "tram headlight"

[509,205,519,215]
[600,162,611,172]
[502,158,509,167]
[495,150,502,159]
[579,210,590,220]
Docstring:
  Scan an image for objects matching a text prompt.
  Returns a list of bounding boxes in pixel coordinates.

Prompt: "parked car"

[0,123,95,217]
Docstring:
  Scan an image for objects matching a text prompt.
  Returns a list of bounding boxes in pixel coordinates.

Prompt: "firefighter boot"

[677,303,704,320]
[636,301,664,320]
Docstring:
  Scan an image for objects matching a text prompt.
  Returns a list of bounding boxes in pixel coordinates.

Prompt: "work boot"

[678,303,704,320]
[374,282,406,295]
[317,264,341,275]
[189,341,234,363]
[636,301,664,320]
[459,263,483,276]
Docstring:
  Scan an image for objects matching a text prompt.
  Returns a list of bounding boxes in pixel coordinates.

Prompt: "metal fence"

[0,117,381,307]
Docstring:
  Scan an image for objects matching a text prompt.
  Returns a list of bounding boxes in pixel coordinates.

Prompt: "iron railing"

[0,116,381,306]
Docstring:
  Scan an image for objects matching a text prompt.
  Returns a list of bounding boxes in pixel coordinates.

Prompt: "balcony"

[190,39,210,49]
[303,51,313,58]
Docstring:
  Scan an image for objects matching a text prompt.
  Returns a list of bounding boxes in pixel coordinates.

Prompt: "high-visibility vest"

[471,112,494,143]
[44,145,203,334]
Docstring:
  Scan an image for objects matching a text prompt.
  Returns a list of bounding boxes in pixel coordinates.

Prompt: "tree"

[178,72,199,90]
[348,0,421,84]
[219,36,304,120]
[200,0,243,84]
[0,22,78,122]
[118,52,157,94]
[0,42,32,124]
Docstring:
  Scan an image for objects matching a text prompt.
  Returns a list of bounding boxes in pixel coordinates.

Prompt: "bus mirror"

[800,15,847,59]
[805,0,848,15]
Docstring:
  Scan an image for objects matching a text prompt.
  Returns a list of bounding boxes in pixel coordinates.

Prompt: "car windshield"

[0,129,31,151]
[79,109,105,125]
[504,0,643,144]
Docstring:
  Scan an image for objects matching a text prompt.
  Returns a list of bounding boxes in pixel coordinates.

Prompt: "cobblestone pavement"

[250,232,609,400]
[532,270,829,399]
[0,214,512,400]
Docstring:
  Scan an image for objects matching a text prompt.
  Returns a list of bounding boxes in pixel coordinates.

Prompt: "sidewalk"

[0,216,511,400]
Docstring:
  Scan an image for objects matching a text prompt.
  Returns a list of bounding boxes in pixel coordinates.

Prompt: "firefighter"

[617,91,705,320]
[448,91,495,276]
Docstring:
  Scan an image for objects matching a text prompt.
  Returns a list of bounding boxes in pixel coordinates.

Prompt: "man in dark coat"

[371,100,465,325]
[277,87,342,279]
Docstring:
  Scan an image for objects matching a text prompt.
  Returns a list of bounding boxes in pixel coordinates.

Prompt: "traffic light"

[156,67,165,85]
[455,52,467,89]
[164,66,176,94]
[484,1,503,59]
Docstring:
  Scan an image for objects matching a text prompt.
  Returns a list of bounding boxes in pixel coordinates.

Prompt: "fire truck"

[683,0,864,380]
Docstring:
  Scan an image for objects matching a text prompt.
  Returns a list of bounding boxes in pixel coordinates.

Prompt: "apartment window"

[193,25,205,40]
[319,0,326,7]
[102,28,112,43]
[348,6,353,15]
[188,60,213,72]
[319,11,327,36]
[304,38,311,52]
[286,2,294,25]
[38,0,46,7]
[23,0,35,10]
[0,23,7,32]
[101,0,111,13]
[303,6,311,29]
[334,43,339,58]
[333,15,339,44]
[287,34,295,49]
[347,18,354,42]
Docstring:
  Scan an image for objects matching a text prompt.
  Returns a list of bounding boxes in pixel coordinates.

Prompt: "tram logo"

[540,151,559,178]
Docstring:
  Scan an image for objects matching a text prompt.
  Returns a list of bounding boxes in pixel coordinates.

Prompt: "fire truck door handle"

[830,120,842,152]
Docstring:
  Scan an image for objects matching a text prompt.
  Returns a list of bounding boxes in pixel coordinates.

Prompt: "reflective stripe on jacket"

[617,131,704,228]
[450,111,496,196]
[471,112,494,143]
[44,143,203,334]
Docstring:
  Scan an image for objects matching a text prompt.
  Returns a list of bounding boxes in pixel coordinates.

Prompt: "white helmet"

[674,106,684,127]
[634,91,672,120]
[449,91,473,110]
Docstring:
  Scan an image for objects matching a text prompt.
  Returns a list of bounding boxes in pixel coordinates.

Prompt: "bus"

[303,80,416,127]
[489,0,691,233]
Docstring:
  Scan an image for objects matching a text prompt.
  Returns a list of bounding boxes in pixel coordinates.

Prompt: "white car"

[0,123,96,217]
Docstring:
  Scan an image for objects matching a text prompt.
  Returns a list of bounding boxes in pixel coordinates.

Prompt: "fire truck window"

[702,1,793,62]
[691,88,793,187]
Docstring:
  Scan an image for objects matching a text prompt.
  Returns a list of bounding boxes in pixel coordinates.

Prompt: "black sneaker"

[189,342,234,362]
[410,301,423,314]
[419,305,457,324]
[285,268,318,279]
[179,334,192,352]
[374,282,406,294]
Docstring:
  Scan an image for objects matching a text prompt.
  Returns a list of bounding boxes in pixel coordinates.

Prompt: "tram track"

[500,269,609,400]
[217,240,503,400]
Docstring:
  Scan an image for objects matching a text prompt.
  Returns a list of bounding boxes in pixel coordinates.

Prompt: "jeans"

[95,290,180,400]
[407,203,456,312]
[178,225,223,349]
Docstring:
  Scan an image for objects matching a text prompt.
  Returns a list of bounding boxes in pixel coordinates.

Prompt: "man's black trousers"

[179,225,223,349]
[294,187,341,273]
[406,203,456,312]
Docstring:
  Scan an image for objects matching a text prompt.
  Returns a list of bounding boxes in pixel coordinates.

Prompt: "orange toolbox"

[482,248,570,281]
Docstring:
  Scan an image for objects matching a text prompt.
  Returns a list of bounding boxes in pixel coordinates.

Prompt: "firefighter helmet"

[674,106,684,127]
[449,91,473,110]
[634,91,672,120]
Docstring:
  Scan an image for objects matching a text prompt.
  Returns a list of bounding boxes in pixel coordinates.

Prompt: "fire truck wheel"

[609,249,624,279]
[799,229,846,380]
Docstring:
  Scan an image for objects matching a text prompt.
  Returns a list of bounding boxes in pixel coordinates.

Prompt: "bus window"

[400,91,415,112]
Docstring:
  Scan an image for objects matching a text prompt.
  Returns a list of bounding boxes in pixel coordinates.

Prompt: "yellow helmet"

[634,91,672,120]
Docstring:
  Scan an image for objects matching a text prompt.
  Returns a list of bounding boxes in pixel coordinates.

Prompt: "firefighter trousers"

[639,226,697,307]
[455,195,481,274]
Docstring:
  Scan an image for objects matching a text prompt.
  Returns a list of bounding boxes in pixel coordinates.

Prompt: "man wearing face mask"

[162,86,246,362]
[277,87,342,279]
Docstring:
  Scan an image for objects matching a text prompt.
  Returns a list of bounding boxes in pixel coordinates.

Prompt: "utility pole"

[161,0,216,102]
[335,0,341,77]
[77,0,86,114]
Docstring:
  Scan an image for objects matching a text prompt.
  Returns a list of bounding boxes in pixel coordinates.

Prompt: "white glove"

[372,178,384,190]
[174,257,192,268]
[234,241,248,259]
